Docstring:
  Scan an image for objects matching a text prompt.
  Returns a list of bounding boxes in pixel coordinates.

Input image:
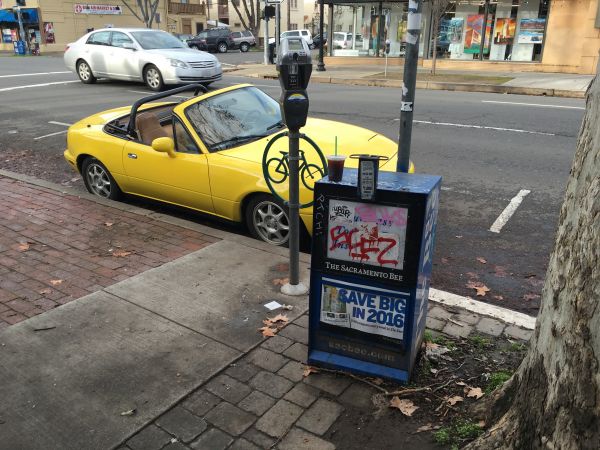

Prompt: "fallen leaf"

[370,377,384,386]
[39,288,52,295]
[303,365,319,377]
[49,279,63,286]
[447,396,464,406]
[493,295,504,301]
[271,314,289,324]
[494,265,508,277]
[281,304,294,310]
[112,249,132,258]
[478,420,486,427]
[476,257,487,264]
[416,423,438,433]
[120,409,136,416]
[271,277,290,286]
[523,293,541,301]
[466,272,479,279]
[104,222,114,227]
[466,387,484,399]
[456,381,467,386]
[389,397,418,416]
[17,242,30,252]
[258,326,277,337]
[466,281,490,297]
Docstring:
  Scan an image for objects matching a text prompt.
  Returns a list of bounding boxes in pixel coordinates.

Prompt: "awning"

[0,8,39,24]
[0,10,17,23]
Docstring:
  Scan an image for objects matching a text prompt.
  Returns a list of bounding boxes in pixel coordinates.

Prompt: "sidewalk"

[0,171,535,450]
[229,63,591,98]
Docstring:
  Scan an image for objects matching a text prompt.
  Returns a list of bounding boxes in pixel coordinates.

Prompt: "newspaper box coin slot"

[308,168,441,383]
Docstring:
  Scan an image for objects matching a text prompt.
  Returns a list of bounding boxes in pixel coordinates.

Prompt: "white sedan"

[64,28,222,91]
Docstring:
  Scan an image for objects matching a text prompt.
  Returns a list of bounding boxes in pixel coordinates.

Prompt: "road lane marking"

[0,80,79,92]
[48,121,73,127]
[0,71,71,78]
[34,130,68,140]
[127,90,190,99]
[489,189,531,233]
[395,118,555,136]
[482,100,584,110]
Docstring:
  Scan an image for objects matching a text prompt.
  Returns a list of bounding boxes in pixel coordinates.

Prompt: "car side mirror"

[152,137,176,157]
[123,42,137,51]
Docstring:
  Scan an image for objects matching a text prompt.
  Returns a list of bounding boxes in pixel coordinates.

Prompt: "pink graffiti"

[354,205,407,227]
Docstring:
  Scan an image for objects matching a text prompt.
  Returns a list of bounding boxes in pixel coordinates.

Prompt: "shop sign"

[2,29,12,44]
[518,18,545,44]
[74,4,123,15]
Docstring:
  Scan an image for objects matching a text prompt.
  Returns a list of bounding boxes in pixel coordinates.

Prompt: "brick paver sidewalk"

[0,176,219,329]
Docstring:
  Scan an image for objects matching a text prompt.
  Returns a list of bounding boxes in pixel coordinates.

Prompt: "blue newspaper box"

[308,169,441,383]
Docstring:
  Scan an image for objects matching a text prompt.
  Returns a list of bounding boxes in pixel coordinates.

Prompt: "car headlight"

[169,59,189,69]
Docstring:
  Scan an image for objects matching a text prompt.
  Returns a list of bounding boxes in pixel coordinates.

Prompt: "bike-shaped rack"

[262,131,328,209]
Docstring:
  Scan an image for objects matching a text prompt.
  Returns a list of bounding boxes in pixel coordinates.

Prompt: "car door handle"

[127,153,138,159]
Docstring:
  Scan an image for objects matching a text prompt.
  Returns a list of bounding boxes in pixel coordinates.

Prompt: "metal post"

[479,0,490,61]
[317,0,326,71]
[275,2,280,63]
[264,10,269,65]
[396,0,422,173]
[15,7,28,53]
[288,130,301,286]
[328,3,334,57]
[376,2,383,57]
[352,6,357,50]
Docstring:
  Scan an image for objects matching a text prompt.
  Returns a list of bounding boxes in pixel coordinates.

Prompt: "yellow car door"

[122,116,214,213]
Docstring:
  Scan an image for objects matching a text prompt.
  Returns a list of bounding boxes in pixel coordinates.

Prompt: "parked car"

[187,28,232,53]
[312,32,327,49]
[64,28,222,91]
[332,32,363,49]
[63,84,413,246]
[230,30,256,52]
[173,33,194,43]
[280,29,313,48]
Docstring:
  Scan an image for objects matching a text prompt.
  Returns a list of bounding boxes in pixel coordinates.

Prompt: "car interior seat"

[135,113,173,145]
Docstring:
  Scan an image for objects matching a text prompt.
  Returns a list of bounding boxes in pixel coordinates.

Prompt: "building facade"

[0,0,208,52]
[319,0,600,74]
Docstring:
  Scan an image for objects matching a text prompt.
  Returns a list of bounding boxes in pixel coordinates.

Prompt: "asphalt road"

[0,55,586,315]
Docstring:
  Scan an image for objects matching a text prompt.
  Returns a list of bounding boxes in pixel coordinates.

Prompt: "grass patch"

[509,342,527,352]
[423,330,434,342]
[468,335,491,349]
[434,419,483,447]
[486,371,512,393]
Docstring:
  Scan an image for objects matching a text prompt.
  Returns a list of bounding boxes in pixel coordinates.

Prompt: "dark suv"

[188,28,233,53]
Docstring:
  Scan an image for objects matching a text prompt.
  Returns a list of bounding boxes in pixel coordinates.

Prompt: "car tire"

[76,60,96,84]
[245,194,290,246]
[309,43,315,50]
[217,41,228,53]
[144,64,164,91]
[81,157,122,200]
[240,42,250,52]
[190,44,200,50]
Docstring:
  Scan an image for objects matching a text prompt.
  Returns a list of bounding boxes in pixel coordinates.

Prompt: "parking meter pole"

[288,130,301,286]
[396,0,422,173]
[275,3,280,63]
[263,14,269,65]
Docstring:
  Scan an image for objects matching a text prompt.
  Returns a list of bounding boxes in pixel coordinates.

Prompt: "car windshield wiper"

[210,134,268,151]
[266,120,285,131]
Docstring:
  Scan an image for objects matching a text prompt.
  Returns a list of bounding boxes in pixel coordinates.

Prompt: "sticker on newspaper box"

[320,277,408,340]
[327,199,407,269]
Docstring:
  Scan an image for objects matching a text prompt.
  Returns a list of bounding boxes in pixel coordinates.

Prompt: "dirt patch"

[323,331,527,449]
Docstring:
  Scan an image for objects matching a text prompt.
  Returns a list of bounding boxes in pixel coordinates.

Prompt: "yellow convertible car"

[64,84,412,246]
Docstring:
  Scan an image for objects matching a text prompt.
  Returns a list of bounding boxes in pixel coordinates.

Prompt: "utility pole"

[275,1,280,62]
[263,3,269,65]
[317,0,325,71]
[396,0,422,173]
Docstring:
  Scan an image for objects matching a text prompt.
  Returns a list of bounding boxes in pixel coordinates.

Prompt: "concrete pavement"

[0,170,535,449]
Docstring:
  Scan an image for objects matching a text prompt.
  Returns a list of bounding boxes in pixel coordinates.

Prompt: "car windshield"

[185,87,283,152]
[131,31,186,49]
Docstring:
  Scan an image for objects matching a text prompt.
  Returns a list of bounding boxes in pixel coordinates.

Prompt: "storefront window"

[437,0,550,62]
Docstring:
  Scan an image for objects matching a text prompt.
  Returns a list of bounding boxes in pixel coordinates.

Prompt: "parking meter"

[277,37,312,130]
[385,39,391,54]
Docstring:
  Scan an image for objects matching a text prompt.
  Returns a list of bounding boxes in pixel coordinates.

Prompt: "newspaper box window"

[308,169,441,383]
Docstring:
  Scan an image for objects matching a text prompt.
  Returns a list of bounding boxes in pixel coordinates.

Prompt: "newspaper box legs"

[307,169,441,383]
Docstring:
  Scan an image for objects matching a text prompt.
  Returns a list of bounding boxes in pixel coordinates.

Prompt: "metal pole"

[328,3,334,57]
[15,7,28,53]
[317,0,326,71]
[264,9,269,65]
[396,0,422,173]
[479,0,490,61]
[352,6,357,50]
[376,2,383,57]
[288,130,301,286]
[275,2,280,63]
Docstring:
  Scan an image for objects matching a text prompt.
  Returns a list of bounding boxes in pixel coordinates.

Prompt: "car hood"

[219,118,399,170]
[144,48,218,63]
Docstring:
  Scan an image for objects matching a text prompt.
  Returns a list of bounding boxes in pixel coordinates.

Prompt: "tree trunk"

[431,29,437,76]
[465,75,600,449]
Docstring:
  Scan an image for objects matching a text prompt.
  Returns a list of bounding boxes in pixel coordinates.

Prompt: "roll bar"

[126,84,208,137]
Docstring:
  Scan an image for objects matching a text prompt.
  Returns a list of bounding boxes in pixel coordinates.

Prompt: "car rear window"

[301,30,308,36]
[87,31,111,45]
[231,32,241,38]
[242,31,252,37]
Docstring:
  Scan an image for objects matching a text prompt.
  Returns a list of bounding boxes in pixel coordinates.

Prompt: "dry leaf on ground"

[466,387,484,399]
[370,377,385,386]
[39,288,52,295]
[271,277,289,286]
[466,281,490,297]
[104,222,114,227]
[465,272,479,279]
[271,314,289,324]
[456,381,467,386]
[258,326,277,337]
[389,397,418,416]
[303,365,319,377]
[17,242,30,252]
[476,257,487,264]
[49,279,63,286]
[493,295,504,301]
[441,257,449,264]
[112,249,132,257]
[494,265,508,277]
[120,409,136,416]
[416,423,439,433]
[447,396,464,406]
[523,293,541,301]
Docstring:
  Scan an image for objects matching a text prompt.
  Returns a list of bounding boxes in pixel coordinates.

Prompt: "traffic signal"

[263,5,275,19]
[16,0,26,6]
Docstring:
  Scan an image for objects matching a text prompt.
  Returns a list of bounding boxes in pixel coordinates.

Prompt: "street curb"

[0,169,537,328]
[227,69,585,98]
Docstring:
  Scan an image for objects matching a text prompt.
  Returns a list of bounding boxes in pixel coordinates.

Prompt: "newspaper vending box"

[308,168,441,383]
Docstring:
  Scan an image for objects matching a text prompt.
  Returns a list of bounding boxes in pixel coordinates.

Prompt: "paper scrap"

[264,301,282,311]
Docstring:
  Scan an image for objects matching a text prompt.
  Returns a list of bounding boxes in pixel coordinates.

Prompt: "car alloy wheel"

[240,42,249,52]
[218,42,228,53]
[77,60,96,84]
[144,65,164,91]
[82,158,121,200]
[252,199,290,245]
